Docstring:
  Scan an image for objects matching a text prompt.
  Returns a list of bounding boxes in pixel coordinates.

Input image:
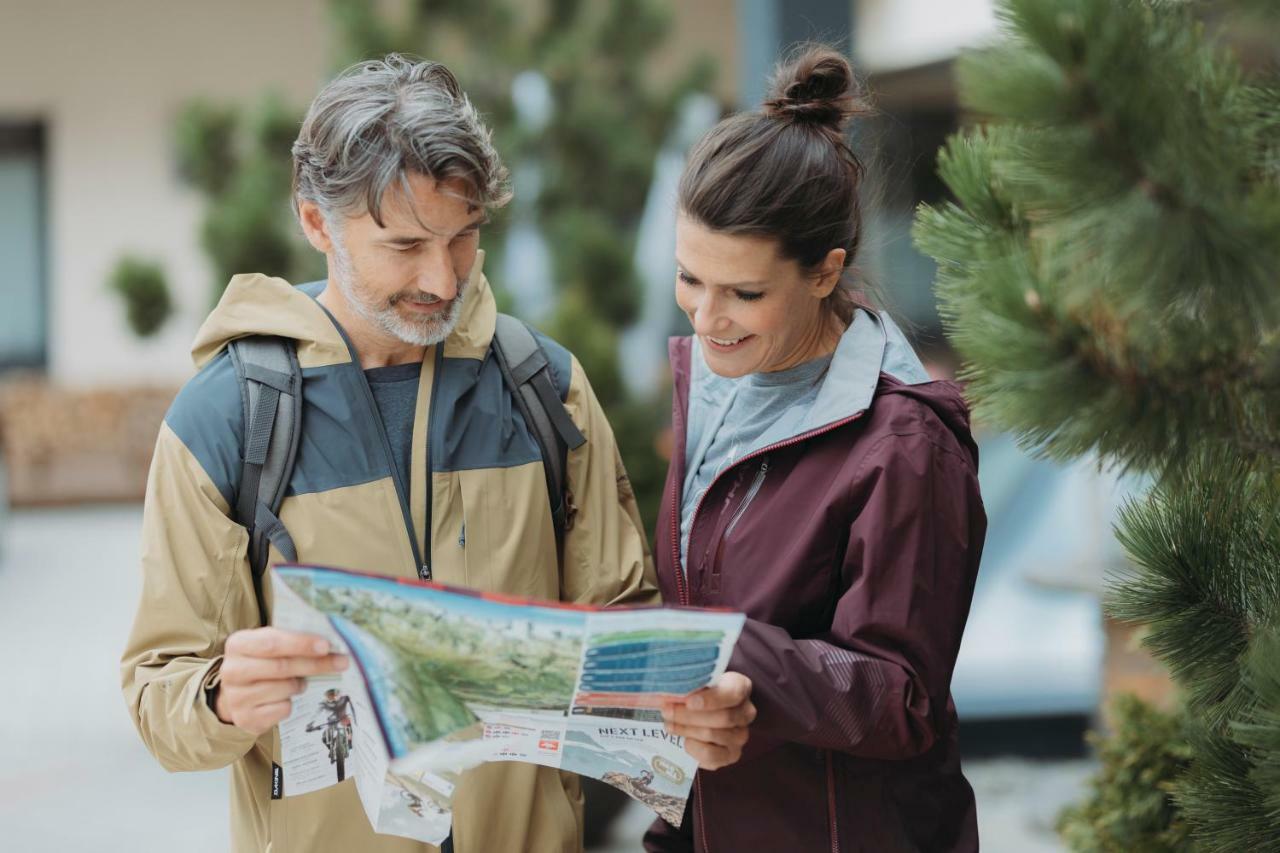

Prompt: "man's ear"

[811,247,847,299]
[298,200,336,254]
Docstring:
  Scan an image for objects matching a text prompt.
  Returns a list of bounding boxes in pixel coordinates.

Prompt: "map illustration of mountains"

[278,569,585,754]
[273,565,748,841]
[560,730,687,825]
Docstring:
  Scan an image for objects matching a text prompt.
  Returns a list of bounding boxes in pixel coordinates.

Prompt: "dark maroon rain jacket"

[645,311,986,853]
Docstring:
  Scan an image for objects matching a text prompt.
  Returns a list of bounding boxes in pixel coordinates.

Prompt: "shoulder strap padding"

[228,335,303,625]
[490,314,586,563]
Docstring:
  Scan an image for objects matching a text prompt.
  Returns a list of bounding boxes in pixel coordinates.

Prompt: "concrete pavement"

[0,505,1091,851]
[1,505,228,852]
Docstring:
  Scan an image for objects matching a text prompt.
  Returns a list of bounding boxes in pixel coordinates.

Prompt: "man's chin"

[381,308,459,347]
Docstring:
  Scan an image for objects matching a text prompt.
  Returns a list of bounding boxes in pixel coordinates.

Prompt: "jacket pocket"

[709,459,769,593]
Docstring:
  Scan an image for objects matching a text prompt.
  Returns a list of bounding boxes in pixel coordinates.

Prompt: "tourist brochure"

[270,564,745,844]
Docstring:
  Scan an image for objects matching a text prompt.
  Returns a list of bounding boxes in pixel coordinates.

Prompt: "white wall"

[856,0,998,72]
[0,0,332,385]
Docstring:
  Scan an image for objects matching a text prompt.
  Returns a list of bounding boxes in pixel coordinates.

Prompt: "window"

[0,123,47,371]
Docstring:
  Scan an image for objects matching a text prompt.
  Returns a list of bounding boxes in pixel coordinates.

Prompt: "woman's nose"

[692,297,729,336]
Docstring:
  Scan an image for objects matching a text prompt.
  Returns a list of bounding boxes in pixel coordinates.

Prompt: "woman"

[648,46,986,852]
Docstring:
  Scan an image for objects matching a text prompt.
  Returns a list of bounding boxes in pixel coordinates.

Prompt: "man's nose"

[415,246,458,301]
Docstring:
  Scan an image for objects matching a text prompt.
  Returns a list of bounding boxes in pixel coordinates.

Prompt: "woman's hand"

[661,672,756,771]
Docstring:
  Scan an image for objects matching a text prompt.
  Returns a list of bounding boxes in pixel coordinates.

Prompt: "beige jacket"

[121,257,658,852]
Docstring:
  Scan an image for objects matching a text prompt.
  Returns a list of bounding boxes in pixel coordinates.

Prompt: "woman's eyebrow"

[675,259,765,288]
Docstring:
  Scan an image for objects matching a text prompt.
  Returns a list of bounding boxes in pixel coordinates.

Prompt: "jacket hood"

[671,308,977,462]
[190,251,495,370]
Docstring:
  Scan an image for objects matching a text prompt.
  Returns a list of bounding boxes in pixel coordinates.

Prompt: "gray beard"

[331,239,467,347]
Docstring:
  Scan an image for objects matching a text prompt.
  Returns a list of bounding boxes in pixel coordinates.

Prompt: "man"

[308,688,355,746]
[121,54,657,852]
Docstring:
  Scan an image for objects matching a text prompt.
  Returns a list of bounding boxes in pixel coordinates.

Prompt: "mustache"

[388,281,468,306]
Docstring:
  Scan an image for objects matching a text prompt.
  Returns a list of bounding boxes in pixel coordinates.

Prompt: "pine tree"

[912,1,1280,849]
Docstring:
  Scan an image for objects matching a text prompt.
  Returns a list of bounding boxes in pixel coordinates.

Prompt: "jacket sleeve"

[642,798,695,852]
[730,430,985,761]
[119,422,260,771]
[559,356,660,608]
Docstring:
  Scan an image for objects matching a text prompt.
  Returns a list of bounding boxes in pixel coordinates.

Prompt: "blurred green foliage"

[176,0,715,531]
[109,256,173,338]
[1057,695,1194,852]
[175,95,325,306]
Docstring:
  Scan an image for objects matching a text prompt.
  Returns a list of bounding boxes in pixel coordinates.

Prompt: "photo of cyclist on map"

[305,688,357,782]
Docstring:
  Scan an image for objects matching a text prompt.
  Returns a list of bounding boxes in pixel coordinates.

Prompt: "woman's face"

[675,213,843,378]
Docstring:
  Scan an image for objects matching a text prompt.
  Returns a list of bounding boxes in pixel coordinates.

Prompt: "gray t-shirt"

[365,361,422,495]
[680,341,833,566]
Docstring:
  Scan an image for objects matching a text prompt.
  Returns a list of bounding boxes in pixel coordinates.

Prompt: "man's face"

[325,174,484,347]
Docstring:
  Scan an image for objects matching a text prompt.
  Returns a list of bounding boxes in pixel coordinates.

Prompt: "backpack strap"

[490,314,587,564]
[228,335,303,625]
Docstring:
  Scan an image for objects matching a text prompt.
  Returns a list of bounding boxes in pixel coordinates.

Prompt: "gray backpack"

[228,314,586,625]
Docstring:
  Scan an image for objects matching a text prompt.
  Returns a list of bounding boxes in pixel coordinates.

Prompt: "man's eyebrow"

[383,215,488,244]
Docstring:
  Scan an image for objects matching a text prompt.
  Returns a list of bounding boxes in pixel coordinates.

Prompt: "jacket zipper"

[674,412,865,605]
[696,774,710,852]
[826,749,840,853]
[421,345,444,579]
[359,371,424,575]
[312,296,424,576]
[670,388,690,606]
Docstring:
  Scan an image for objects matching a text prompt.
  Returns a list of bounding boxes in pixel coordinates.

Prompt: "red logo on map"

[538,739,560,751]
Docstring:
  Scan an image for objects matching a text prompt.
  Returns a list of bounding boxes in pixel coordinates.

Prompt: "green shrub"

[109,256,173,338]
[1057,695,1195,852]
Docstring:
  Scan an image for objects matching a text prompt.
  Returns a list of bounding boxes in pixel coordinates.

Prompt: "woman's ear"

[811,247,847,299]
[298,200,336,254]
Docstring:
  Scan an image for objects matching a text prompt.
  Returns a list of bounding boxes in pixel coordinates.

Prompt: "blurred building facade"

[0,0,738,386]
[0,0,999,386]
[1,0,333,383]
[3,0,1127,741]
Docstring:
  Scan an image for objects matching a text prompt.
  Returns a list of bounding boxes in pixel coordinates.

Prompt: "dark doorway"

[0,122,47,371]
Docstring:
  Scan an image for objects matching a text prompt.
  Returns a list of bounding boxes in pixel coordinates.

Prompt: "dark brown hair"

[678,45,873,323]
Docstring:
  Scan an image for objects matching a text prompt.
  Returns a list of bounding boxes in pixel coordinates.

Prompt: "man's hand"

[213,627,349,735]
[661,672,756,771]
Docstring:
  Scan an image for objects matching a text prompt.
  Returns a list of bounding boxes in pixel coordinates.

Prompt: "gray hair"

[291,53,511,226]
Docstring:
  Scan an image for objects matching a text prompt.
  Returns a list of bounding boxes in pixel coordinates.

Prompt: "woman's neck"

[763,310,846,374]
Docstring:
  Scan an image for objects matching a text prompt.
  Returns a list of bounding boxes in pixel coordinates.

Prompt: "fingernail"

[688,696,702,710]
[314,640,329,655]
[334,654,349,670]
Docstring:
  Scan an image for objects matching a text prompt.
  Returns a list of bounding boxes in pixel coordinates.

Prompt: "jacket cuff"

[189,655,258,748]
[201,656,224,715]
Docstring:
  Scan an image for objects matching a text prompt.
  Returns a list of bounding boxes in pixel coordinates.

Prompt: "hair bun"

[763,45,865,130]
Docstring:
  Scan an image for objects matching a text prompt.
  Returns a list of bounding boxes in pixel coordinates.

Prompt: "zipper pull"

[419,563,431,581]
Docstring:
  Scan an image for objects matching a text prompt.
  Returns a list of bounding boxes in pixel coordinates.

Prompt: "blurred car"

[951,432,1140,721]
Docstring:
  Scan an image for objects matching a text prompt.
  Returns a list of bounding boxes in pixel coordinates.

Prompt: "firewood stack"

[0,379,178,505]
